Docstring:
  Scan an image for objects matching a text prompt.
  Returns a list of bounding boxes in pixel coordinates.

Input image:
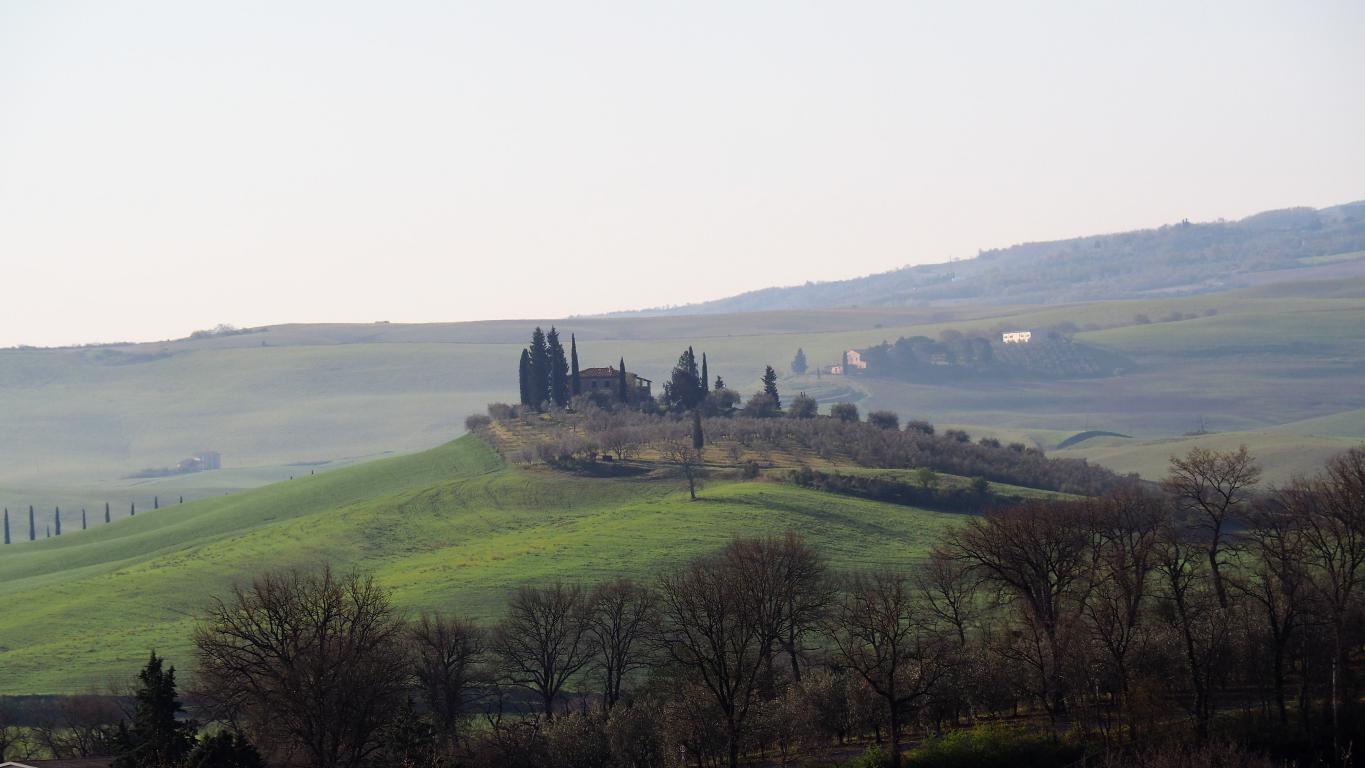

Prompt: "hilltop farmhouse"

[578,366,652,396]
[1002,330,1032,344]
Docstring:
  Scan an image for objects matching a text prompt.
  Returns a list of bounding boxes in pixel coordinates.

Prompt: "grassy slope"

[0,436,963,695]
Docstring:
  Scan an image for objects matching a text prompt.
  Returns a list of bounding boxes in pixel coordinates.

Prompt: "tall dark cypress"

[518,349,532,406]
[3,508,9,544]
[154,496,159,510]
[105,502,111,524]
[547,327,569,407]
[701,354,709,393]
[692,409,705,450]
[82,508,88,530]
[570,334,581,396]
[55,507,62,536]
[29,505,36,541]
[762,365,781,410]
[618,358,629,403]
[529,328,549,409]
[131,501,136,517]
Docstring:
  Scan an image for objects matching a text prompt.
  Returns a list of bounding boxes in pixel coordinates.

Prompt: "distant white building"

[830,349,868,375]
[1002,331,1032,344]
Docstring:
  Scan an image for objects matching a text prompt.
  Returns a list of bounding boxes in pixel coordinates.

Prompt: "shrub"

[845,744,889,768]
[465,414,492,431]
[787,392,819,419]
[905,725,1082,768]
[867,410,900,430]
[487,402,517,420]
[905,419,935,436]
[830,403,860,423]
[944,428,971,444]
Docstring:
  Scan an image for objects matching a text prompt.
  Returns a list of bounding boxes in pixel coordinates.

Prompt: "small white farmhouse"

[1002,331,1032,344]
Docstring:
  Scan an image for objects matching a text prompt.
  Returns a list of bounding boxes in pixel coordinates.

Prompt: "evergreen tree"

[692,409,705,450]
[3,508,9,545]
[83,508,88,530]
[791,348,808,374]
[106,501,111,524]
[701,353,710,393]
[114,651,196,768]
[546,326,569,407]
[715,375,725,390]
[518,349,532,406]
[29,505,35,541]
[186,731,264,768]
[131,501,136,517]
[155,496,159,510]
[618,358,629,403]
[570,334,581,396]
[55,507,61,536]
[528,327,549,409]
[762,365,781,410]
[666,347,704,411]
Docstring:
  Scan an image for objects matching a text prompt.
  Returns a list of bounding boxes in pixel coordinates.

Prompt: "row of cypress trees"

[2,498,177,544]
[518,327,630,409]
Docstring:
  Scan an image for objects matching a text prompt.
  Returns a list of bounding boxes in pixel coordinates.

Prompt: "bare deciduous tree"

[408,611,486,749]
[949,500,1099,725]
[491,583,591,719]
[660,440,705,500]
[193,566,409,768]
[1163,445,1261,609]
[655,554,766,768]
[826,570,945,768]
[584,578,656,710]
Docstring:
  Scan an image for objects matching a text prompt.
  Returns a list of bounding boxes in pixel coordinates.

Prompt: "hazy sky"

[2,1,1363,347]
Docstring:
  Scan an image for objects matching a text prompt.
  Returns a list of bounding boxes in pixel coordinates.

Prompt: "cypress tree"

[105,501,111,524]
[82,508,88,530]
[618,358,628,403]
[3,508,9,545]
[570,334,581,396]
[715,375,725,390]
[518,349,532,406]
[791,348,808,374]
[529,328,549,409]
[55,507,61,536]
[692,409,705,450]
[46,525,50,538]
[762,365,781,410]
[154,496,159,510]
[547,327,569,407]
[131,501,136,517]
[29,505,36,541]
[701,353,709,393]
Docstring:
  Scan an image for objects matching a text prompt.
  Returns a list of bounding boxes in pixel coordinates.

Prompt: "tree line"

[9,445,1364,767]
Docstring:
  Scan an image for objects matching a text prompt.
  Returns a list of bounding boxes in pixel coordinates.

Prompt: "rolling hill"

[0,434,967,694]
[617,200,1365,315]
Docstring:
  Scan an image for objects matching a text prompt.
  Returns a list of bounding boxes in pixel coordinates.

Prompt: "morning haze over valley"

[2,3,1364,768]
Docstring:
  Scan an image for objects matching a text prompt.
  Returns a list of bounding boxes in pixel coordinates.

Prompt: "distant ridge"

[610,200,1365,316]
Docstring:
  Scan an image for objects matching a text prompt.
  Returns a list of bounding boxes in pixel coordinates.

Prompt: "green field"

[0,435,964,694]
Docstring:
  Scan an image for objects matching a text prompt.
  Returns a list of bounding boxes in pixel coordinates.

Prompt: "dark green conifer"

[105,501,111,524]
[83,508,88,530]
[701,354,709,393]
[113,651,196,768]
[518,348,532,406]
[55,507,61,536]
[3,508,9,544]
[618,358,628,403]
[791,348,808,374]
[570,334,581,396]
[529,328,549,409]
[692,410,704,450]
[762,365,781,410]
[715,375,725,390]
[29,505,35,541]
[547,327,569,407]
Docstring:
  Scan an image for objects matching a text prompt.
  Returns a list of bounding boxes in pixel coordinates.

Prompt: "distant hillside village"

[824,328,1130,381]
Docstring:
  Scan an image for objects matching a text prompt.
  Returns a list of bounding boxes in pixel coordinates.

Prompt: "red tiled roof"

[578,367,618,377]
